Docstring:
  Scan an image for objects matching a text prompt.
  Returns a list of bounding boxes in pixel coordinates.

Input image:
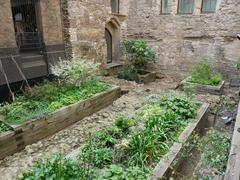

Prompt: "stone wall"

[125,0,240,80]
[65,0,127,65]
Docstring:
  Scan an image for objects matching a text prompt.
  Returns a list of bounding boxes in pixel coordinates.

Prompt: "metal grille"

[11,0,42,52]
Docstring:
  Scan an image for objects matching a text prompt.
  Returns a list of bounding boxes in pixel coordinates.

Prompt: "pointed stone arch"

[105,17,121,64]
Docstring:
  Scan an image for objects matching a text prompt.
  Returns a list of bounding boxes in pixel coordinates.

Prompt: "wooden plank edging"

[151,103,209,179]
[0,86,121,160]
[224,101,240,180]
[180,77,224,95]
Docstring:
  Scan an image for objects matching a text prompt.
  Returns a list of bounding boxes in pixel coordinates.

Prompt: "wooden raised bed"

[136,70,156,84]
[180,77,225,95]
[0,86,121,160]
[151,103,209,179]
[224,101,240,180]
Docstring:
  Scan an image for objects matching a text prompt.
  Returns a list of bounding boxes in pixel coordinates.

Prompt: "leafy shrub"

[0,122,9,133]
[156,92,197,120]
[51,58,100,86]
[96,165,150,180]
[91,148,114,168]
[201,130,231,172]
[117,66,139,82]
[21,155,88,180]
[115,116,135,132]
[189,61,222,86]
[122,39,156,69]
[80,127,123,168]
[0,80,109,125]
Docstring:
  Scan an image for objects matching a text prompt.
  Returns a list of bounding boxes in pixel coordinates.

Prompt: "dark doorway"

[105,28,113,64]
[11,0,42,52]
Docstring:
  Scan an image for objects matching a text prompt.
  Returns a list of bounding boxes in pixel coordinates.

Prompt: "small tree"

[51,58,100,86]
[122,39,156,69]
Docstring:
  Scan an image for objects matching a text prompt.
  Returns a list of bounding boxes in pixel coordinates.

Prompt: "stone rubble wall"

[125,0,240,80]
[64,0,128,65]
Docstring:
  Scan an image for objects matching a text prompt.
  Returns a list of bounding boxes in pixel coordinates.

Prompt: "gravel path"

[0,77,177,180]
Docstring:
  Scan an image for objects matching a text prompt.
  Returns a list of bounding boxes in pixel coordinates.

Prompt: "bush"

[51,58,100,86]
[189,61,222,86]
[21,155,88,180]
[0,122,9,133]
[117,66,139,81]
[156,92,197,120]
[122,39,156,69]
[115,116,135,132]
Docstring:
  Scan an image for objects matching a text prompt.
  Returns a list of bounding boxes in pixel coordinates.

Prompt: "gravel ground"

[0,77,178,180]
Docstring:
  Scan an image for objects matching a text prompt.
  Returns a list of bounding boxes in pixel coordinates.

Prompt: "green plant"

[0,122,9,133]
[127,107,190,167]
[117,66,139,81]
[156,92,197,120]
[122,39,156,69]
[96,165,150,180]
[201,130,230,173]
[20,155,88,180]
[115,116,135,132]
[189,61,222,86]
[0,80,109,125]
[51,58,100,86]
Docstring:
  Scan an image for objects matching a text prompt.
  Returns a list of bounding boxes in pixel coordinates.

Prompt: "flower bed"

[181,77,225,95]
[20,93,209,180]
[0,81,121,160]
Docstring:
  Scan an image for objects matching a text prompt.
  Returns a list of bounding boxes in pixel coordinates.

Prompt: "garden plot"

[180,61,224,95]
[18,92,209,180]
[0,81,120,160]
[0,80,174,180]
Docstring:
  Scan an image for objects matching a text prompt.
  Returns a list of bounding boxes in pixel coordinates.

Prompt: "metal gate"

[11,0,42,52]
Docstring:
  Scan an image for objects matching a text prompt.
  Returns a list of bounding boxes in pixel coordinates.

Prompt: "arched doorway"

[105,28,113,64]
[105,17,121,64]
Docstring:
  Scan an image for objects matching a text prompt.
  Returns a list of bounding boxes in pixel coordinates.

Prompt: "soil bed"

[0,85,121,160]
[181,77,225,95]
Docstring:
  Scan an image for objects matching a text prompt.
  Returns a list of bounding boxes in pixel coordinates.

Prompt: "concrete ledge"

[151,103,209,179]
[180,77,225,95]
[224,101,240,180]
[0,86,121,160]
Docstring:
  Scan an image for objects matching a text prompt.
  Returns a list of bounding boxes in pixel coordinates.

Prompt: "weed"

[0,122,9,133]
[95,165,150,180]
[201,130,231,173]
[115,116,135,132]
[189,61,222,86]
[20,155,88,180]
